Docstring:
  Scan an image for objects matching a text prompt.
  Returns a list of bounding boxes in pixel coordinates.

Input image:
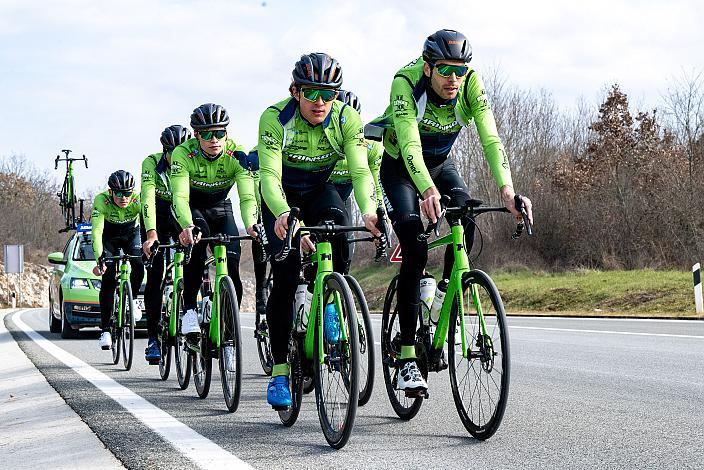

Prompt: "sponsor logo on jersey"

[420,118,459,133]
[393,95,409,112]
[286,151,336,163]
[187,150,198,159]
[261,130,278,147]
[192,180,228,189]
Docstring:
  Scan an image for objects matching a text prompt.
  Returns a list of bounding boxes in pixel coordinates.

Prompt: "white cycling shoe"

[180,309,200,335]
[98,331,112,350]
[396,360,428,391]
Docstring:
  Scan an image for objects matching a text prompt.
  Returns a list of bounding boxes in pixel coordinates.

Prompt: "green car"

[48,223,146,338]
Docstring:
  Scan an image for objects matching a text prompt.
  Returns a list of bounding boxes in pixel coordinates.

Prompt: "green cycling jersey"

[329,140,384,205]
[170,138,258,230]
[91,190,141,258]
[367,56,512,194]
[140,152,171,232]
[258,97,377,217]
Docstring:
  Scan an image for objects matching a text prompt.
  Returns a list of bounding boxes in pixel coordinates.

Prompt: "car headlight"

[70,278,91,289]
[90,279,102,290]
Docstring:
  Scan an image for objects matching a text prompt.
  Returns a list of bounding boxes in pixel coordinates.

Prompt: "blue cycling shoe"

[267,375,292,408]
[145,337,161,364]
[324,302,341,344]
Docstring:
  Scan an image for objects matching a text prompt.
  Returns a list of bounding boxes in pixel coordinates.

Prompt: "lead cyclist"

[367,29,534,392]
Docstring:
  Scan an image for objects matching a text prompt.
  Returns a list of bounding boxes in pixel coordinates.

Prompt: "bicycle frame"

[168,250,185,338]
[115,257,132,328]
[206,244,228,348]
[302,241,348,364]
[427,222,487,359]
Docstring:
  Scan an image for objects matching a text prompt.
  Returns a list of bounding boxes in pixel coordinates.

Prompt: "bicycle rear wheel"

[194,327,212,399]
[218,276,242,412]
[111,287,121,365]
[448,270,510,440]
[381,275,424,420]
[121,281,135,371]
[314,273,359,449]
[278,335,304,427]
[173,279,191,390]
[158,293,172,380]
[344,274,375,407]
[256,269,273,376]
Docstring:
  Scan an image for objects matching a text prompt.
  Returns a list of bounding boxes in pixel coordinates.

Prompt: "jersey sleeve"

[90,193,105,259]
[170,147,193,229]
[140,157,158,232]
[390,76,434,194]
[232,145,258,229]
[258,108,289,217]
[342,107,377,215]
[464,72,513,188]
[368,140,384,207]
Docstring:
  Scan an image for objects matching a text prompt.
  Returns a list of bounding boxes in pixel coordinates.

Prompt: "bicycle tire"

[194,328,212,399]
[158,296,172,381]
[121,281,134,371]
[111,287,121,365]
[381,275,424,420]
[218,276,242,412]
[173,279,192,390]
[278,336,304,427]
[314,272,359,449]
[255,269,273,376]
[344,274,375,407]
[448,270,510,440]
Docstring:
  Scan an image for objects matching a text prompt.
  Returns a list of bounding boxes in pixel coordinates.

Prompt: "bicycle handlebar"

[54,151,88,169]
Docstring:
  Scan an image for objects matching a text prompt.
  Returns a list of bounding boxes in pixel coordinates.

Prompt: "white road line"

[11,309,254,470]
[509,325,704,339]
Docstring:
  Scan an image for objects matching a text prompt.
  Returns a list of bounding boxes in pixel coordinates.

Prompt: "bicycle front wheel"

[344,274,375,407]
[111,287,121,365]
[314,272,359,449]
[194,328,212,399]
[278,335,304,427]
[448,270,510,440]
[256,269,273,376]
[381,275,424,420]
[218,276,242,412]
[121,281,135,371]
[158,293,172,381]
[173,279,192,390]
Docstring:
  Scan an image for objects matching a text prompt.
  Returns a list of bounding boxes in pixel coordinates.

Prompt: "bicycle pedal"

[147,359,160,365]
[272,405,289,411]
[404,389,430,399]
[101,345,110,351]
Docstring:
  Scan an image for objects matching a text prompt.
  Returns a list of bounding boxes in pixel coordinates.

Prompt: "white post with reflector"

[694,263,703,314]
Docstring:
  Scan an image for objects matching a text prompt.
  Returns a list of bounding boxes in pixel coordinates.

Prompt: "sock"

[272,363,290,377]
[400,345,417,360]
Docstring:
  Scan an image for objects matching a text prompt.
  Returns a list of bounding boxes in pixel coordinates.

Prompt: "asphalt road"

[6,309,704,469]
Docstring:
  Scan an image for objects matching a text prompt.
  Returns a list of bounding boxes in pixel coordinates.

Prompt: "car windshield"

[73,234,96,261]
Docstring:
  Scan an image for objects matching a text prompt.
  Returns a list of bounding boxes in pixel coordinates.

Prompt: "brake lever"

[144,240,161,269]
[417,195,450,241]
[253,223,269,263]
[275,207,300,262]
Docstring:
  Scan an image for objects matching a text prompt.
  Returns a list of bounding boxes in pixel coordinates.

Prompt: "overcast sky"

[1,0,702,196]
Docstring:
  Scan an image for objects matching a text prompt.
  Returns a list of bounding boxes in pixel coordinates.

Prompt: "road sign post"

[4,245,24,307]
[694,263,703,314]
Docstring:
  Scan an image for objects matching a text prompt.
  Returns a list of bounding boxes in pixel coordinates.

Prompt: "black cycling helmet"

[108,170,135,191]
[337,89,361,113]
[190,103,230,130]
[160,125,192,151]
[422,29,472,64]
[292,52,343,89]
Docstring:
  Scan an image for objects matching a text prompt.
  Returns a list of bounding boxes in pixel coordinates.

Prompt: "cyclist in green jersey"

[368,29,533,391]
[91,170,144,350]
[258,52,381,408]
[171,103,258,348]
[327,89,384,272]
[140,125,192,363]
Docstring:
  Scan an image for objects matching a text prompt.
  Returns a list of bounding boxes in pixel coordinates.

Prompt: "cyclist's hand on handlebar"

[421,186,442,223]
[142,230,159,257]
[501,186,533,224]
[301,234,316,254]
[274,211,293,240]
[246,225,259,240]
[179,226,200,245]
[93,262,106,276]
[362,213,382,237]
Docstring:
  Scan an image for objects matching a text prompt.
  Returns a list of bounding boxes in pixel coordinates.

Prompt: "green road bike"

[275,207,389,449]
[147,240,194,389]
[189,228,266,413]
[103,249,142,371]
[54,149,88,232]
[381,195,532,440]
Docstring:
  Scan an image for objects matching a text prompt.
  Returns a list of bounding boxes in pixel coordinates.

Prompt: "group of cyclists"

[89,28,533,411]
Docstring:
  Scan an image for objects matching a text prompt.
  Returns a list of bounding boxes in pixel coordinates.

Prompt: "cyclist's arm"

[343,107,377,215]
[90,194,105,260]
[140,157,158,233]
[258,109,289,217]
[232,147,258,228]
[368,140,385,207]
[465,72,513,189]
[169,148,193,229]
[391,76,434,194]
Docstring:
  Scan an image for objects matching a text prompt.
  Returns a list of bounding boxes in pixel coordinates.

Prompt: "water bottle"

[419,274,436,326]
[299,288,313,333]
[293,283,307,331]
[430,279,449,325]
[201,295,212,324]
[163,285,173,313]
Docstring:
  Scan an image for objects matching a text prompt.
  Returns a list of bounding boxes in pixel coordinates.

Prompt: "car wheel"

[49,291,61,333]
[60,292,78,339]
